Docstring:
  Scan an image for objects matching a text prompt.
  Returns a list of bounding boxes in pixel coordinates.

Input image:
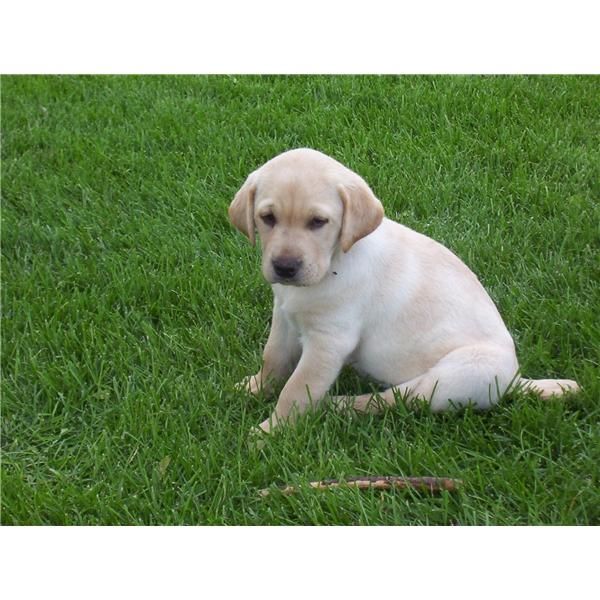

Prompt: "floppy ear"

[337,179,384,252]
[228,173,257,245]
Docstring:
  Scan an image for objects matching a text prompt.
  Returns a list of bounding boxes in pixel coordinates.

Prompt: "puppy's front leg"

[258,335,350,433]
[239,298,301,396]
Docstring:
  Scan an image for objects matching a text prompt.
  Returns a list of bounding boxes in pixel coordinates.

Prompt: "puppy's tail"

[518,377,580,399]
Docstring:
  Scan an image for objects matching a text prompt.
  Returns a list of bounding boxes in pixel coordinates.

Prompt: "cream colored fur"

[229,148,580,434]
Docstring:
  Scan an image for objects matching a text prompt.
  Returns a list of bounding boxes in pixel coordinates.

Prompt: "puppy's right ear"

[228,172,257,245]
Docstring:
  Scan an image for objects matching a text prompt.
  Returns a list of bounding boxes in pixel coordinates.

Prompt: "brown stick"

[259,476,463,497]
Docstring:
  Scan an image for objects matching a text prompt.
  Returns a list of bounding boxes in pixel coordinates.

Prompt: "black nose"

[272,256,302,279]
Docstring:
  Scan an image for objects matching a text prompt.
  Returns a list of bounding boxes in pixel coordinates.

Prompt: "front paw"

[248,423,270,450]
[235,374,264,396]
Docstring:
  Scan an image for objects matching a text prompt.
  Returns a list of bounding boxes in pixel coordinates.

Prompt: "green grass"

[2,75,599,525]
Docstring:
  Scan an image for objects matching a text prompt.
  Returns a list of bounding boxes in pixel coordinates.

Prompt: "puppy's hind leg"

[333,343,520,414]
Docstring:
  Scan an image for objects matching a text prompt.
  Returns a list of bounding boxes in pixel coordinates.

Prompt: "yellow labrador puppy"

[229,148,579,434]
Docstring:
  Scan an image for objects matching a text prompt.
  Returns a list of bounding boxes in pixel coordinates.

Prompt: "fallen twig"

[259,476,463,497]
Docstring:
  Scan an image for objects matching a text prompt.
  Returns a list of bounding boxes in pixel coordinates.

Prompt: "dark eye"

[307,216,328,230]
[261,213,276,227]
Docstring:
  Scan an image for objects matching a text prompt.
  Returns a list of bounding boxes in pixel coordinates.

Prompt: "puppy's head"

[229,149,384,286]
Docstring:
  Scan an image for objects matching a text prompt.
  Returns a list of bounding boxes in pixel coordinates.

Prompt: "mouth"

[272,275,304,286]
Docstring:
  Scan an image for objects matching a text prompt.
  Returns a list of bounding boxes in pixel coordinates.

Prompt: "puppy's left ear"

[337,178,384,252]
[228,172,257,245]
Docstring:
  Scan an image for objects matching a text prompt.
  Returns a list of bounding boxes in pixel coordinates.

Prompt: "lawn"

[2,75,599,525]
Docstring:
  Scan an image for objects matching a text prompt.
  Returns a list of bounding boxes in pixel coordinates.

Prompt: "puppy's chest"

[279,303,327,337]
[276,292,355,341]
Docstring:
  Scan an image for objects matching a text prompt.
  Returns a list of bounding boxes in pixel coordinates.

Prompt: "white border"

[0,526,597,599]
[1,1,599,73]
